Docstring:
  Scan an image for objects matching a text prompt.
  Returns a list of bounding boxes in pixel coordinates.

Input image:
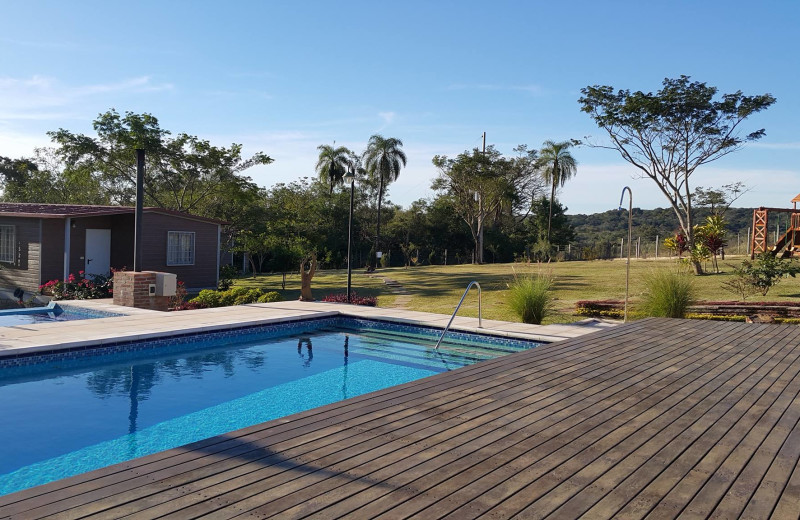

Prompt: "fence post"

[620,238,624,259]
[656,235,659,258]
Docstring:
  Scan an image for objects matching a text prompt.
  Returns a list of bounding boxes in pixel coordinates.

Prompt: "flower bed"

[576,299,800,320]
[321,292,377,306]
[39,271,114,300]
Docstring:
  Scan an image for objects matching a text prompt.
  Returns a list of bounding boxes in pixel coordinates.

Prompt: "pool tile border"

[0,315,545,369]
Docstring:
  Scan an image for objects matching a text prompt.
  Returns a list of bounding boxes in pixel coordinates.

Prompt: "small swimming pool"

[0,317,542,496]
[0,303,124,327]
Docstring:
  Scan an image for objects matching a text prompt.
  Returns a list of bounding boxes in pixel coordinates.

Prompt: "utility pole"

[477,132,486,264]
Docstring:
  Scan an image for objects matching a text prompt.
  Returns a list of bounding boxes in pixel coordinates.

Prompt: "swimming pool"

[0,317,542,496]
[0,303,124,327]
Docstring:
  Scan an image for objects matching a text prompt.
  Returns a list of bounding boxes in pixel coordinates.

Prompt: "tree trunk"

[374,176,383,268]
[547,178,555,242]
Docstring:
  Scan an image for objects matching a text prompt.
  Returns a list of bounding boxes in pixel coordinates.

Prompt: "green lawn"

[232,256,800,325]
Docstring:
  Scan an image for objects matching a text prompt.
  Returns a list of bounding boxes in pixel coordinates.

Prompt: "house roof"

[0,203,227,225]
[792,193,800,203]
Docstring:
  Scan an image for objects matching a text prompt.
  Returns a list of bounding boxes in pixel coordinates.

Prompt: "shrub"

[507,274,554,325]
[218,264,238,291]
[732,253,800,296]
[639,268,696,318]
[219,286,251,306]
[189,286,275,308]
[321,292,378,306]
[257,291,283,303]
[233,288,264,305]
[191,289,222,308]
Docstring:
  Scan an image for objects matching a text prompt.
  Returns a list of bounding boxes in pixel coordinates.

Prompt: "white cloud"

[378,111,396,125]
[748,142,800,150]
[445,83,543,95]
[0,75,173,117]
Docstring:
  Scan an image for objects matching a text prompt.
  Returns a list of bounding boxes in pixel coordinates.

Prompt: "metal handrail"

[434,281,482,349]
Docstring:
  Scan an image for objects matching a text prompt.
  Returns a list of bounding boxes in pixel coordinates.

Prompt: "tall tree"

[432,146,538,263]
[362,134,406,264]
[315,144,352,193]
[46,109,272,213]
[579,76,775,273]
[537,140,578,242]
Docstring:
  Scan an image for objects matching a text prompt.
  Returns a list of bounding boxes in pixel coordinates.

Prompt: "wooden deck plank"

[3,319,800,520]
[739,395,800,519]
[544,327,800,520]
[551,327,800,519]
[620,328,800,519]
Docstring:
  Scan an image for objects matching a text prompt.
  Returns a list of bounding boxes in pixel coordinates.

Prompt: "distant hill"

[564,207,777,259]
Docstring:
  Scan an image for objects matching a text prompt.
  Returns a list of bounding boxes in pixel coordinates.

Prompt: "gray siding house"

[0,203,224,293]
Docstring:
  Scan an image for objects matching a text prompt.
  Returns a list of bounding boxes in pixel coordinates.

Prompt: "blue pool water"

[0,318,541,495]
[0,304,123,326]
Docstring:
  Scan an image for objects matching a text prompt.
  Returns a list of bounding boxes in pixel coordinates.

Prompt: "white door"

[85,229,111,277]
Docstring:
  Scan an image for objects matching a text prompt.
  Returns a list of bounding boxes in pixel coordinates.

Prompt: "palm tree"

[315,144,352,193]
[362,134,406,265]
[538,140,578,241]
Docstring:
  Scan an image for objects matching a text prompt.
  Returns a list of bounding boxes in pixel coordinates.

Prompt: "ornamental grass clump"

[639,268,696,318]
[507,272,554,325]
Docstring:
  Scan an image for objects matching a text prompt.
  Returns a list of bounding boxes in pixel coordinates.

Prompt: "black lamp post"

[619,186,633,322]
[343,168,356,303]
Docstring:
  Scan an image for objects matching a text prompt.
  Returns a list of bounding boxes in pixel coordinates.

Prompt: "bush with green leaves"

[507,273,554,324]
[730,253,800,297]
[257,291,283,303]
[639,268,696,318]
[218,264,238,291]
[191,289,222,308]
[190,286,275,308]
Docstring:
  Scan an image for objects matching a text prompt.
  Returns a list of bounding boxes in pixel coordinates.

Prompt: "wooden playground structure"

[751,193,800,258]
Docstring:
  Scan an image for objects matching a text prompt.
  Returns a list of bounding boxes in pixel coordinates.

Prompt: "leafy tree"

[47,109,272,213]
[0,150,109,204]
[537,140,578,241]
[528,197,575,248]
[233,230,271,277]
[432,146,541,263]
[693,182,748,218]
[733,253,800,296]
[315,144,352,193]
[579,76,776,274]
[363,134,406,265]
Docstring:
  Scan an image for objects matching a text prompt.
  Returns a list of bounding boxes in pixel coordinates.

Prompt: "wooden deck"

[2,318,800,519]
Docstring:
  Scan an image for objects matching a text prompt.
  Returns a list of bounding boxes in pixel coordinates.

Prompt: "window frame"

[0,225,16,264]
[166,231,195,266]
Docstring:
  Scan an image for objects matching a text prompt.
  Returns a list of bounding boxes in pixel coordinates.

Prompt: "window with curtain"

[167,231,195,266]
[0,225,15,263]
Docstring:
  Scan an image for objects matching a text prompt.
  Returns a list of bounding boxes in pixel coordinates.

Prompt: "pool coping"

[0,300,617,358]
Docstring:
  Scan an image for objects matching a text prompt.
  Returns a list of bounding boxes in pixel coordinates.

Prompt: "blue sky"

[1,0,798,214]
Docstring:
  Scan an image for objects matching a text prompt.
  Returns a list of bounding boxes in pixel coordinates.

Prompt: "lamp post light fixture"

[618,186,633,323]
[343,168,356,303]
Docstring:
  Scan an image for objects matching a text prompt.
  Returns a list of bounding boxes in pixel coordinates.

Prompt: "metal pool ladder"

[435,281,482,349]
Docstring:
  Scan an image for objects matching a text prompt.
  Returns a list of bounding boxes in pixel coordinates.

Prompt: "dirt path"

[367,274,411,309]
